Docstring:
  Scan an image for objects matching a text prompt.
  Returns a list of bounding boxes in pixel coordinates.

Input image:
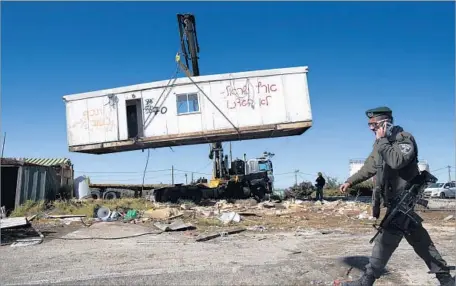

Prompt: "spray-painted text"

[75,108,116,131]
[144,99,168,115]
[227,96,272,110]
[224,81,277,98]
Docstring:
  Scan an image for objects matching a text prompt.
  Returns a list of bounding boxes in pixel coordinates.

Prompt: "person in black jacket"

[315,172,326,202]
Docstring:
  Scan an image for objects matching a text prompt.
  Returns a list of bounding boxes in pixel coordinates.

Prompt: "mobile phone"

[382,121,394,136]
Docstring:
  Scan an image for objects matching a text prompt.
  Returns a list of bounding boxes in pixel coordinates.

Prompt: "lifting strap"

[175,53,241,137]
[143,64,180,130]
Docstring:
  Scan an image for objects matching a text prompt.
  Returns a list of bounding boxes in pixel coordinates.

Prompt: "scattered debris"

[62,217,83,225]
[195,227,246,242]
[218,212,241,224]
[169,213,184,220]
[96,207,112,220]
[10,228,44,247]
[289,250,302,255]
[237,212,260,217]
[262,202,276,208]
[443,215,454,221]
[154,219,194,232]
[1,217,29,229]
[47,214,87,219]
[143,208,181,220]
[247,225,267,232]
[356,211,375,220]
[123,209,139,221]
[27,214,38,222]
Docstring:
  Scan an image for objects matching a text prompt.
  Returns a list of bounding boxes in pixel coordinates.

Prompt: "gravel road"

[1,221,454,286]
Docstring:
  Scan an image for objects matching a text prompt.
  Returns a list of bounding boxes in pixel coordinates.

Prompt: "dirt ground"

[1,198,455,285]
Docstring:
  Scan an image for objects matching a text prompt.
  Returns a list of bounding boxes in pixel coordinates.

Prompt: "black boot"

[436,273,455,286]
[340,273,376,286]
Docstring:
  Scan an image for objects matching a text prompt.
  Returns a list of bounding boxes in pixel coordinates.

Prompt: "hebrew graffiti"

[221,79,278,110]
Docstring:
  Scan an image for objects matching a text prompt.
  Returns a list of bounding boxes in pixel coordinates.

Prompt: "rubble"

[143,208,182,220]
[195,227,246,242]
[154,219,194,232]
[218,212,241,224]
[443,215,454,221]
[0,217,29,229]
[3,196,453,251]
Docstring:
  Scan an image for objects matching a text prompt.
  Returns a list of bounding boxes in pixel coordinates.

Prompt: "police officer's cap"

[365,106,393,119]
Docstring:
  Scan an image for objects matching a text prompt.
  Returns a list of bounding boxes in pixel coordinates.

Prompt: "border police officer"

[338,107,454,286]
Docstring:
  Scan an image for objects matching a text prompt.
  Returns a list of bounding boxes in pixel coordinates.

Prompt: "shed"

[63,66,312,154]
[1,158,60,214]
[17,158,74,188]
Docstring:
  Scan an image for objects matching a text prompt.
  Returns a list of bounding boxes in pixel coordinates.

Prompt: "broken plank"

[1,217,29,229]
[226,227,247,235]
[168,213,184,220]
[195,233,222,242]
[238,212,261,217]
[27,214,38,222]
[47,215,86,219]
[195,227,246,242]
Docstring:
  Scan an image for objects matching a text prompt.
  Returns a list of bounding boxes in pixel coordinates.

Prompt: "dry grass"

[10,198,155,218]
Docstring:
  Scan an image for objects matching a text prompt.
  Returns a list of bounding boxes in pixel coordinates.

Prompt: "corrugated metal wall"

[15,166,60,207]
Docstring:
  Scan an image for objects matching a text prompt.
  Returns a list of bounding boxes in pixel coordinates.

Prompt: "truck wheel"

[104,191,117,200]
[253,186,266,202]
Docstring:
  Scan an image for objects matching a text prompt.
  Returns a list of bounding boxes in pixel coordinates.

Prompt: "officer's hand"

[375,124,386,139]
[339,182,351,193]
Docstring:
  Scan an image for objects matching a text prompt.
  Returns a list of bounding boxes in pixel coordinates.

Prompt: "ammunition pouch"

[372,186,382,219]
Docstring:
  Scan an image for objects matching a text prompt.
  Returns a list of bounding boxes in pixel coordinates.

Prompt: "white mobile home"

[63,66,312,154]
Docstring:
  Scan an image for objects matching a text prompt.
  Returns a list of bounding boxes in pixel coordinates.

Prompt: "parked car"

[423,181,456,199]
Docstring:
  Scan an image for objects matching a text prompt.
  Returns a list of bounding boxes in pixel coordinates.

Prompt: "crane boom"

[177,13,200,77]
[176,13,226,182]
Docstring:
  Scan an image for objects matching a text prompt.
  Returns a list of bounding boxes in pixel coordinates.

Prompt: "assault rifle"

[369,170,437,244]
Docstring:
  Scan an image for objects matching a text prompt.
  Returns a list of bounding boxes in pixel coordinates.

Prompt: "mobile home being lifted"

[63,13,312,202]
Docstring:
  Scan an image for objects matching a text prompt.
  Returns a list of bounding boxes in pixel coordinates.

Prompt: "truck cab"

[246,157,274,191]
[423,181,456,199]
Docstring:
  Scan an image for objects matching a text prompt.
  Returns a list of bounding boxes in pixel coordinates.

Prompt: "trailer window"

[177,93,199,115]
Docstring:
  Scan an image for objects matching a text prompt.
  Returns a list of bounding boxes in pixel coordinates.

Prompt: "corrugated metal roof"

[17,158,72,167]
[1,158,26,166]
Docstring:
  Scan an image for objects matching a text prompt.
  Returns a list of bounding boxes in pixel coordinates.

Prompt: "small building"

[63,66,312,154]
[17,158,74,189]
[1,158,62,214]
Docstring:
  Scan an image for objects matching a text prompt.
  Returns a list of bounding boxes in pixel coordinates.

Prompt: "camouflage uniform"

[341,107,454,286]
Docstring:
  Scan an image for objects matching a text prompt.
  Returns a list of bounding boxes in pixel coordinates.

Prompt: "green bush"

[348,180,374,197]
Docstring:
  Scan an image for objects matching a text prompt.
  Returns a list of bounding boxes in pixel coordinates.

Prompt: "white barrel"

[75,176,90,199]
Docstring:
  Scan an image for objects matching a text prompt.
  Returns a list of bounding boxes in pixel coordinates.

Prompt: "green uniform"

[341,107,454,286]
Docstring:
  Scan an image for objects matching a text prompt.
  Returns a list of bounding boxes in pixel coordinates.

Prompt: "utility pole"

[171,165,174,185]
[294,169,299,186]
[185,173,188,184]
[191,172,194,183]
[448,165,452,182]
[229,142,232,165]
[1,132,6,158]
